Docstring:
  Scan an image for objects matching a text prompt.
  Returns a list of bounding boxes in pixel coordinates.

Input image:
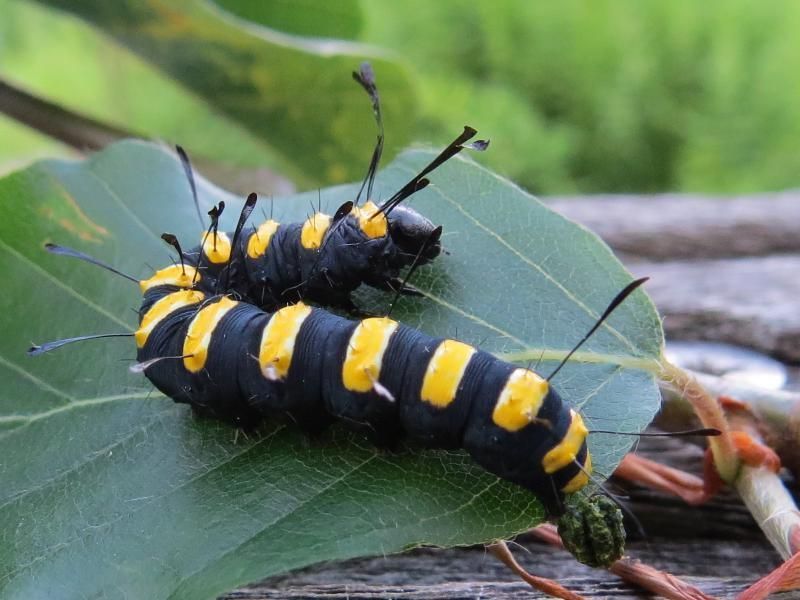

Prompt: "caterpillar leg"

[329,297,379,320]
[284,408,336,438]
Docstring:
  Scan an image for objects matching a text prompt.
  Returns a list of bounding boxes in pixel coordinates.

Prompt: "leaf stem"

[737,465,798,560]
[659,359,800,561]
[530,524,715,600]
[658,358,739,481]
[497,349,662,373]
[659,371,800,474]
[0,76,132,151]
[488,540,585,600]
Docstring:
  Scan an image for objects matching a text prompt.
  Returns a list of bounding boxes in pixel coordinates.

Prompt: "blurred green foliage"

[2,0,800,194]
[215,0,363,39]
[0,0,277,168]
[363,0,800,194]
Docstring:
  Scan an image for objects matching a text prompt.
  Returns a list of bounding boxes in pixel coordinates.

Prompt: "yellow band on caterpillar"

[183,297,238,372]
[492,369,549,432]
[135,290,205,348]
[247,220,280,258]
[351,201,388,239]
[420,339,476,408]
[561,453,592,494]
[139,264,200,293]
[258,303,313,381]
[342,317,398,393]
[201,231,232,264]
[542,410,589,474]
[300,213,332,249]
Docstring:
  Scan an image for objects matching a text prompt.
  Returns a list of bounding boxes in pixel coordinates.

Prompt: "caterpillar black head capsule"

[384,202,443,265]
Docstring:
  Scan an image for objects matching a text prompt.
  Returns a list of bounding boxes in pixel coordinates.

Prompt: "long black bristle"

[375,126,488,218]
[44,243,139,283]
[176,145,205,228]
[353,62,384,205]
[547,278,649,382]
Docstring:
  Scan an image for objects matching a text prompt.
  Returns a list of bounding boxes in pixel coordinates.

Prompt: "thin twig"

[487,540,585,600]
[0,76,296,195]
[659,360,738,481]
[0,77,132,151]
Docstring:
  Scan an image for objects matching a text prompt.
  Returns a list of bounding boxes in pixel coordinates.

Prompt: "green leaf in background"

[12,0,415,185]
[0,141,663,598]
[213,0,364,39]
[0,0,276,172]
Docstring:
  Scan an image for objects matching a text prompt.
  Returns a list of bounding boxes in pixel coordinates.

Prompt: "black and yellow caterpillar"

[174,64,487,311]
[26,63,665,519]
[38,189,647,517]
[135,265,597,515]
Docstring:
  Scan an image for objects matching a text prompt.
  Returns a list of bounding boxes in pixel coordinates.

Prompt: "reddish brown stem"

[614,453,708,505]
[487,540,585,600]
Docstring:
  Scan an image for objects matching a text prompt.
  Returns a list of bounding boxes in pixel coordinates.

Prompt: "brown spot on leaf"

[38,183,110,244]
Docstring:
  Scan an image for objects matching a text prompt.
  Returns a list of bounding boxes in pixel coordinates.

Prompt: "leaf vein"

[82,166,165,246]
[0,238,131,330]
[0,390,154,425]
[0,353,74,403]
[167,451,379,597]
[1,423,290,587]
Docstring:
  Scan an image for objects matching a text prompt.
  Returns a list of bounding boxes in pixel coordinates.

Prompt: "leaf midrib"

[0,390,153,425]
[0,238,132,330]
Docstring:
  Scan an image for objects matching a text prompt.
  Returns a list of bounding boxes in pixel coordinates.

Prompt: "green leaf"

[212,0,364,39]
[26,0,415,184]
[0,140,663,598]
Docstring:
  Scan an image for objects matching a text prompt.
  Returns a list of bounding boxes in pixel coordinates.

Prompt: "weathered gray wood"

[547,193,800,260]
[630,254,800,363]
[227,569,767,599]
[547,194,800,362]
[227,535,777,599]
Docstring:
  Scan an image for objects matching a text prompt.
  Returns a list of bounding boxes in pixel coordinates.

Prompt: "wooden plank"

[632,254,800,363]
[547,193,800,260]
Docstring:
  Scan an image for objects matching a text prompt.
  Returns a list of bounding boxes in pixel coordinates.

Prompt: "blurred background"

[2,0,800,195]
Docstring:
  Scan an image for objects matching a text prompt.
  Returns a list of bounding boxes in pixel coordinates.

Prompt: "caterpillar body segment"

[136,285,590,515]
[172,62,486,311]
[180,199,443,311]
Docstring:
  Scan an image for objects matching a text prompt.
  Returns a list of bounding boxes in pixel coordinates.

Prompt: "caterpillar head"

[385,204,443,265]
